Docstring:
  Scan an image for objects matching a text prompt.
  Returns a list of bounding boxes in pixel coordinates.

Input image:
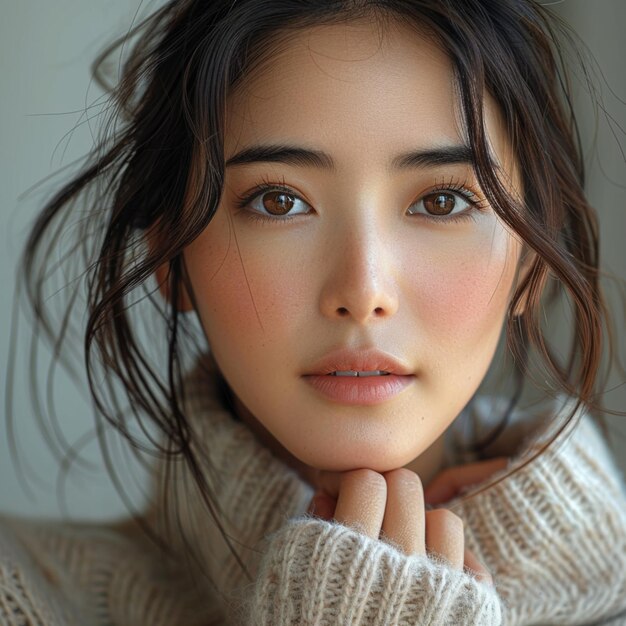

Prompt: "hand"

[307,465,502,586]
[423,457,510,505]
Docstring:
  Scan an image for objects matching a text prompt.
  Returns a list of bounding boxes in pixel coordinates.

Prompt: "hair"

[7,0,626,585]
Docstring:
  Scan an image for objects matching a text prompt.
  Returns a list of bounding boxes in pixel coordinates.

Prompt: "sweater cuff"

[247,518,502,626]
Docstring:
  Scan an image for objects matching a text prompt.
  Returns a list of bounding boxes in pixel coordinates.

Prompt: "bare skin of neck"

[232,395,447,492]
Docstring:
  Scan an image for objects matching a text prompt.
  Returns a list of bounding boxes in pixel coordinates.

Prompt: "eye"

[407,190,475,219]
[243,185,312,219]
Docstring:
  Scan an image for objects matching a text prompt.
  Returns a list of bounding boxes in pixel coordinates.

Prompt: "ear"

[154,261,194,312]
[146,224,194,312]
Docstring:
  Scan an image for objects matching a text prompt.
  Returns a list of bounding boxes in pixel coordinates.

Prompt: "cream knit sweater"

[1,362,626,625]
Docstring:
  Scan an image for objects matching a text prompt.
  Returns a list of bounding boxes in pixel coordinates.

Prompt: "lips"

[304,348,414,377]
[303,348,414,405]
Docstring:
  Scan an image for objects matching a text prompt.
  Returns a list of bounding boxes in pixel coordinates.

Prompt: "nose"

[318,219,399,324]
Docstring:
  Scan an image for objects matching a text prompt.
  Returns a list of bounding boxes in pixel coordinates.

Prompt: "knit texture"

[248,519,501,625]
[0,515,221,626]
[2,358,626,625]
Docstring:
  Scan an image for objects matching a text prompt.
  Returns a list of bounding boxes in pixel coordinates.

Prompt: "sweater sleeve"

[245,517,502,625]
[0,514,224,626]
[445,401,626,626]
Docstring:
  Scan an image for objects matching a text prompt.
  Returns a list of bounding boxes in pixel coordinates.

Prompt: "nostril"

[336,306,386,318]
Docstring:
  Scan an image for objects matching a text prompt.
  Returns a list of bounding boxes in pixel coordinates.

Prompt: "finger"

[425,508,464,570]
[316,470,343,499]
[307,490,337,521]
[381,468,426,556]
[464,547,494,586]
[333,469,387,539]
[423,457,509,504]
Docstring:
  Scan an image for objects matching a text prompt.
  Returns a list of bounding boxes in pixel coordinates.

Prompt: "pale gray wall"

[549,0,626,460]
[0,1,154,520]
[1,1,625,520]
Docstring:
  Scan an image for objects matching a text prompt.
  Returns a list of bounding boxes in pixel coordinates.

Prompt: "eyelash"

[233,175,487,226]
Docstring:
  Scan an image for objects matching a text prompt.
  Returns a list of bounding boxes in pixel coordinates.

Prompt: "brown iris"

[422,192,456,216]
[262,191,295,215]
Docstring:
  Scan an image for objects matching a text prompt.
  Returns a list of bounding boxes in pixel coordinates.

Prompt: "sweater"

[1,358,626,625]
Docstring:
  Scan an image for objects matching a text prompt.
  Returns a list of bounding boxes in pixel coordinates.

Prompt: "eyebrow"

[224,143,475,172]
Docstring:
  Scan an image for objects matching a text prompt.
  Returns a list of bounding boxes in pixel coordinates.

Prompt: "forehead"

[224,17,512,173]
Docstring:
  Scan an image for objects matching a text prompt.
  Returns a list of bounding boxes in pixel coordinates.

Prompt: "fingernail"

[308,491,336,521]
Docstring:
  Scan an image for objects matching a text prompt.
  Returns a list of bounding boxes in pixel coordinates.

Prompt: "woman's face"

[182,19,522,472]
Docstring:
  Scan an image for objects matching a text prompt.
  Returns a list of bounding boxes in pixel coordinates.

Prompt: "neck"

[403,430,447,485]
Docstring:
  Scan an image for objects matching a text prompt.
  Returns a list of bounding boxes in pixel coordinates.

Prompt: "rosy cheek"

[408,226,518,346]
[186,215,307,345]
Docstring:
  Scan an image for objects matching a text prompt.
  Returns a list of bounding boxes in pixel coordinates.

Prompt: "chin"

[294,439,423,474]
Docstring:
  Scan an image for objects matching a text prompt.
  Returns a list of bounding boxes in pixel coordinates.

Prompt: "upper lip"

[304,348,414,376]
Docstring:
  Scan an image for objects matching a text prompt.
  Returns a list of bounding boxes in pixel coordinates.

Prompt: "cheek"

[407,223,518,354]
[185,211,309,351]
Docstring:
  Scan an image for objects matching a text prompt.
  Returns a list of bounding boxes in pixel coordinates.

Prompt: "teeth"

[329,370,390,377]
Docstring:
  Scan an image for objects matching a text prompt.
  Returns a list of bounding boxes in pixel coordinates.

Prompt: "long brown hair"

[7,0,626,581]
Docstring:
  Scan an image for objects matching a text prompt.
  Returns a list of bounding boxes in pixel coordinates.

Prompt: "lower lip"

[303,374,414,405]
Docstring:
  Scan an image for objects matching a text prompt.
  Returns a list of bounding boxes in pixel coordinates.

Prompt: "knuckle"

[384,468,423,492]
[426,508,464,531]
[342,468,386,493]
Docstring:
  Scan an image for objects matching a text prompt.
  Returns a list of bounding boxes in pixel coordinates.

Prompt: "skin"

[154,18,526,584]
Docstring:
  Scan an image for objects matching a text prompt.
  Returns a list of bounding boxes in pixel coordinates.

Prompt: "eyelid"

[413,177,483,205]
[232,175,489,225]
[234,178,483,207]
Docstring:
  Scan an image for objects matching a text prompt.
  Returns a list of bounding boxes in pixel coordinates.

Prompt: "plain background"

[1,1,625,521]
